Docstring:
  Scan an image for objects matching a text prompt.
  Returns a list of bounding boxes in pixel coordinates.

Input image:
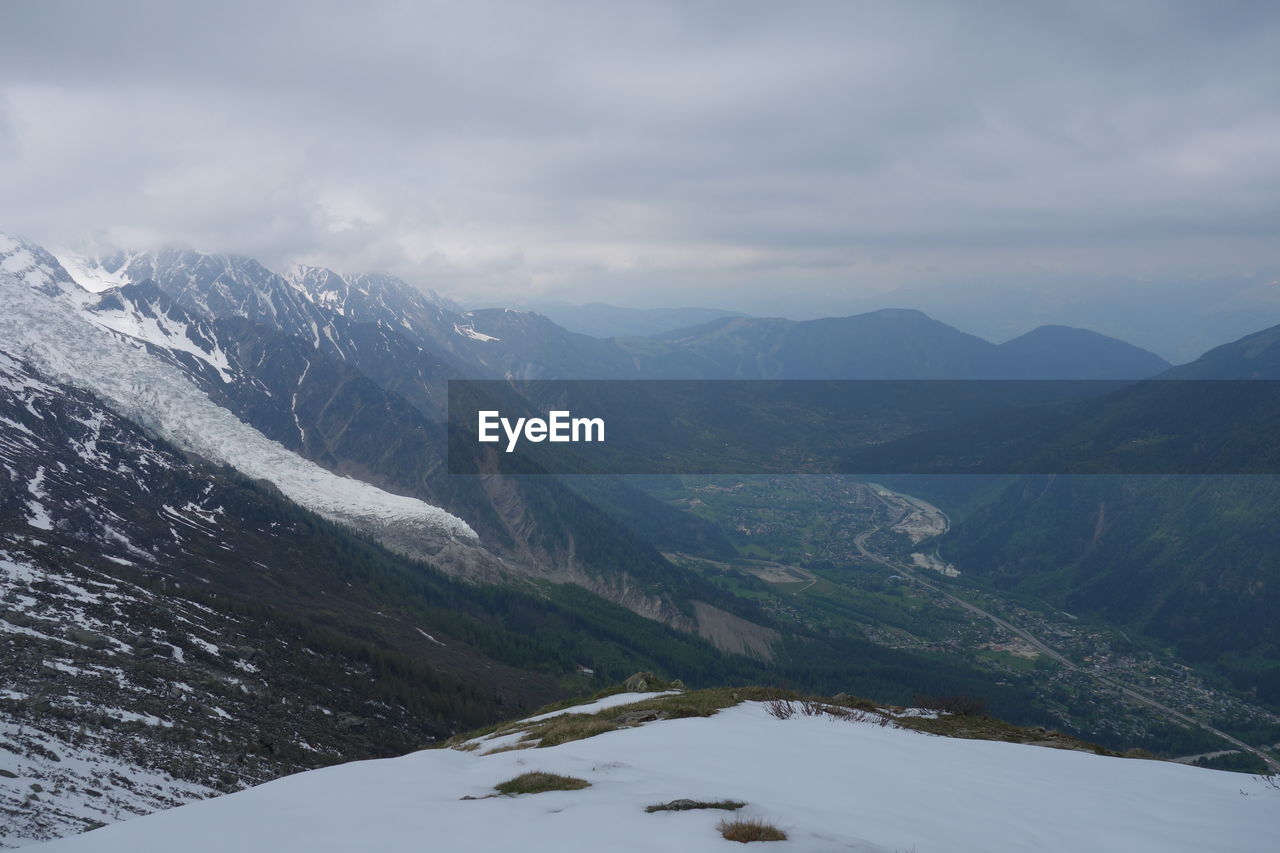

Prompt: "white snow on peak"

[31,698,1279,853]
[85,297,236,384]
[283,265,351,311]
[11,246,238,383]
[0,251,477,544]
[0,233,80,299]
[56,253,133,293]
[453,322,500,342]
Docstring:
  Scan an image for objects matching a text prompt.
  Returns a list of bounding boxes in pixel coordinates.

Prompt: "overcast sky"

[3,1,1279,357]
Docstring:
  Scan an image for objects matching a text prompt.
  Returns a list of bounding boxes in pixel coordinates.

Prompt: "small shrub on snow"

[763,699,794,719]
[493,772,590,795]
[718,817,788,843]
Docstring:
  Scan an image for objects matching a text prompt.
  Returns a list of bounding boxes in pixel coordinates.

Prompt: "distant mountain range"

[509,301,748,339]
[481,302,1176,383]
[43,246,1179,387]
[655,309,1170,379]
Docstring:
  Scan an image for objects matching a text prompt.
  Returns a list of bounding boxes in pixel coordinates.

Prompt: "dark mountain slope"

[994,325,1171,379]
[943,474,1280,704]
[1161,322,1280,379]
[938,323,1280,705]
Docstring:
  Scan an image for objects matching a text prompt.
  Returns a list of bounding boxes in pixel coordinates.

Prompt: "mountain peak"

[0,232,81,299]
[858,307,932,321]
[996,325,1171,379]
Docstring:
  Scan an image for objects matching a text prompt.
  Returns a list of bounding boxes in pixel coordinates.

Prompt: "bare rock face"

[622,671,660,692]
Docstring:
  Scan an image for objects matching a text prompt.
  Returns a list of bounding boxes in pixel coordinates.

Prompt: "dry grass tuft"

[528,714,619,747]
[717,817,788,843]
[645,798,746,813]
[493,771,591,795]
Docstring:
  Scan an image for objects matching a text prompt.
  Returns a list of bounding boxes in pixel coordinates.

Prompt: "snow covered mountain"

[68,250,336,355]
[32,689,1280,853]
[283,265,458,340]
[0,344,587,846]
[68,250,721,382]
[0,241,782,845]
[41,239,743,623]
[6,327,752,845]
[0,234,476,553]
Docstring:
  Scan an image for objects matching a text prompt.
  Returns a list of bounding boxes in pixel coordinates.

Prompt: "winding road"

[857,488,1280,773]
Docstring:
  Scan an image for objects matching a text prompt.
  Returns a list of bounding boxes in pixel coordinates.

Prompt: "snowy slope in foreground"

[0,234,475,543]
[37,699,1278,853]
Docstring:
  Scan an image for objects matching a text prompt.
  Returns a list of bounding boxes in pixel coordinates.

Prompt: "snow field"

[33,700,1280,853]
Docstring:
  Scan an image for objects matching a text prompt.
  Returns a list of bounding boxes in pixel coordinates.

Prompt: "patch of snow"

[86,304,235,383]
[1,248,35,275]
[414,627,445,646]
[25,468,54,530]
[31,700,1280,853]
[56,254,133,293]
[453,322,500,342]
[0,713,213,844]
[188,636,219,657]
[520,692,679,726]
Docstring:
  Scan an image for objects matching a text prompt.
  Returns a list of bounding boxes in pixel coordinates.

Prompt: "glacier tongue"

[0,236,477,543]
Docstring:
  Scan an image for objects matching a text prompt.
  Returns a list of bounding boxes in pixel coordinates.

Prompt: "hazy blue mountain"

[656,309,1167,380]
[993,325,1171,379]
[518,301,747,339]
[1160,322,1280,379]
[655,309,993,379]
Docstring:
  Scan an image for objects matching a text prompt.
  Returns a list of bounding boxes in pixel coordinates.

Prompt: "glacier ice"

[0,234,476,544]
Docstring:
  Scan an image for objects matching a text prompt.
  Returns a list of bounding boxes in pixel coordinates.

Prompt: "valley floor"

[659,476,1280,765]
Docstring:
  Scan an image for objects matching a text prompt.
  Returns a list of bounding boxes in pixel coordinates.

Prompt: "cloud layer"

[3,0,1279,342]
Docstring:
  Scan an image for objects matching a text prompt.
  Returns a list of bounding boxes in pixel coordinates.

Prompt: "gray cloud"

[2,0,1279,348]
